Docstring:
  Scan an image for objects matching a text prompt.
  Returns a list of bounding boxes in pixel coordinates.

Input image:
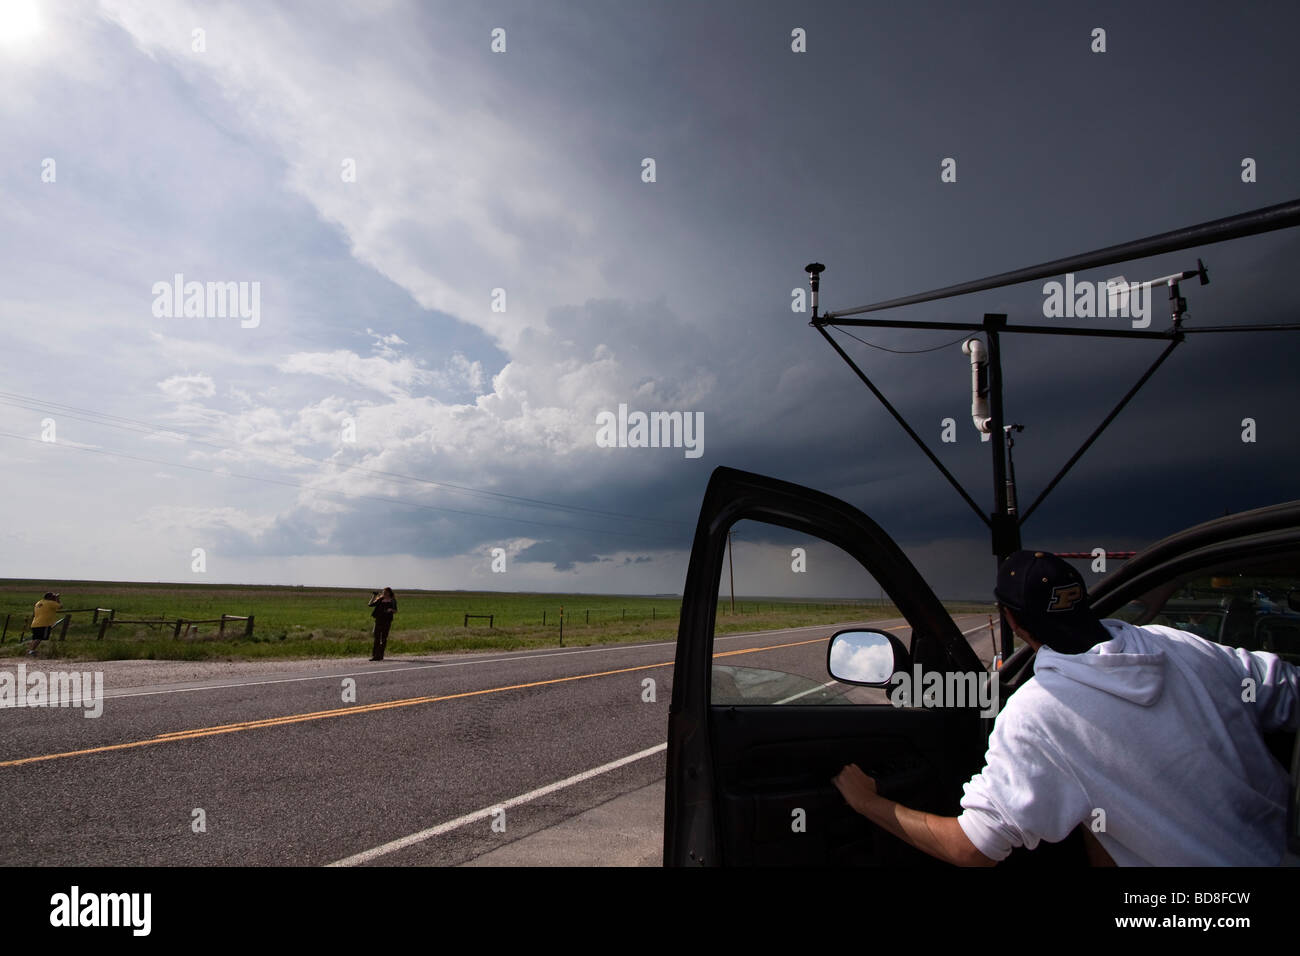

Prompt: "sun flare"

[0,0,43,47]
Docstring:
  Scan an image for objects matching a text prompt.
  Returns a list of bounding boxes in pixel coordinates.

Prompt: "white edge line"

[326,742,669,867]
[773,679,838,706]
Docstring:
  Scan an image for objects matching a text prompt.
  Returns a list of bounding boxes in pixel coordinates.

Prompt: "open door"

[665,467,989,866]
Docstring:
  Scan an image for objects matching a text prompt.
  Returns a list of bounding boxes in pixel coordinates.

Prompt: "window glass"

[708,519,998,706]
[1107,554,1300,663]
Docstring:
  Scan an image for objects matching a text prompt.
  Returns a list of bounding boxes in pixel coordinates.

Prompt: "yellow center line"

[1,628,886,769]
[711,636,827,658]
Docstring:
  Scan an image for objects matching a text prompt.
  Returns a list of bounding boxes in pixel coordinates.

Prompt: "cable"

[829,326,972,354]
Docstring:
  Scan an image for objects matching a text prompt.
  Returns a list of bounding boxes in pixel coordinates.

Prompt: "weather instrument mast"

[805,198,1300,659]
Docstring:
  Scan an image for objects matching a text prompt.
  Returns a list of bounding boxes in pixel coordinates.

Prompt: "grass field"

[0,578,994,661]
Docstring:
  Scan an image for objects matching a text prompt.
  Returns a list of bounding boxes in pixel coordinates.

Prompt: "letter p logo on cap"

[1047,583,1084,612]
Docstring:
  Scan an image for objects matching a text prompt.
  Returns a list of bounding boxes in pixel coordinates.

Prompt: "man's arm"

[832,764,995,867]
[1237,647,1299,732]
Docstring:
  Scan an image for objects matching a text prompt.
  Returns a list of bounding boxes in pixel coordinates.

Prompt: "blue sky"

[1,0,1298,598]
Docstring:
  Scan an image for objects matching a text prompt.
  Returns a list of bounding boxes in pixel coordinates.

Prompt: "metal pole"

[1004,427,1022,518]
[820,315,1174,339]
[984,315,1020,659]
[987,322,1009,529]
[825,198,1300,319]
[727,529,736,614]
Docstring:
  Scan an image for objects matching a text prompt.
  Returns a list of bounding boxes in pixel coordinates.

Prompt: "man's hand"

[832,763,880,815]
[832,761,995,867]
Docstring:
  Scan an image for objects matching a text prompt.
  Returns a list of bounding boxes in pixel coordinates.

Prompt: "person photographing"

[367,587,397,661]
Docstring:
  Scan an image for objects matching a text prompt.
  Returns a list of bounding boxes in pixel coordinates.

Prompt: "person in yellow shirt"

[29,591,61,656]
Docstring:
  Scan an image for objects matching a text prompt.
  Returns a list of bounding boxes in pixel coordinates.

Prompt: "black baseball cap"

[995,550,1109,654]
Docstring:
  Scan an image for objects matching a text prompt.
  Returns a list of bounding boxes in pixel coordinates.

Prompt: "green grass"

[0,578,992,662]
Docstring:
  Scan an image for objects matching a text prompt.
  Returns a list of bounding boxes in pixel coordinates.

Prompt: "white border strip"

[327,742,668,867]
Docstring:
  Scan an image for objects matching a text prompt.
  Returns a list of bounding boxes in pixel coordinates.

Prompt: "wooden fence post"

[245,615,255,638]
[98,618,110,640]
[59,616,72,640]
[174,619,185,639]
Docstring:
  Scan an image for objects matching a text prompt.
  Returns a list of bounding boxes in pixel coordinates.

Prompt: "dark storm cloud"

[5,0,1297,595]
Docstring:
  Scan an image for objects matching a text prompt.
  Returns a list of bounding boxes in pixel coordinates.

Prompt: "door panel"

[665,466,987,866]
[710,705,982,865]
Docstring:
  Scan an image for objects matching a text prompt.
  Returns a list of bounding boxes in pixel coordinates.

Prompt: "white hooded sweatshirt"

[958,620,1298,865]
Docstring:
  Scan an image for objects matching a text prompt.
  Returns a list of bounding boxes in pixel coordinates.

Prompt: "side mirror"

[827,628,911,687]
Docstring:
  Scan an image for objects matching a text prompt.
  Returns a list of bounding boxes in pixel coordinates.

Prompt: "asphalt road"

[0,614,999,866]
